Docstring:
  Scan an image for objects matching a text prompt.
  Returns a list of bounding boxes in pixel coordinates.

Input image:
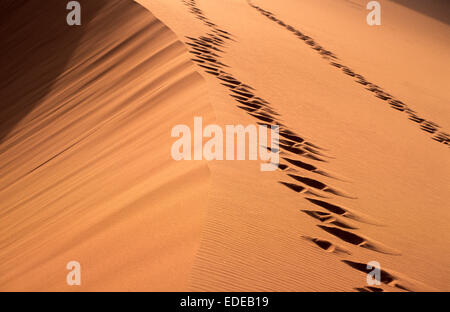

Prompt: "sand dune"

[1,0,449,291]
[0,0,213,291]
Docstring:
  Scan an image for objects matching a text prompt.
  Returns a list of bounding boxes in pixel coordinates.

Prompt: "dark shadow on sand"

[389,0,450,25]
[0,0,111,144]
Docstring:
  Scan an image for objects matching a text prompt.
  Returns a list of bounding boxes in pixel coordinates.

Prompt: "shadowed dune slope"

[138,0,449,291]
[0,0,109,143]
[389,0,450,25]
[0,0,213,291]
[1,0,448,292]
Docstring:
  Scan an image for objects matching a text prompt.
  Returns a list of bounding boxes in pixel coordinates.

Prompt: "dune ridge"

[1,0,448,292]
[0,0,214,291]
[177,0,435,292]
[138,0,448,291]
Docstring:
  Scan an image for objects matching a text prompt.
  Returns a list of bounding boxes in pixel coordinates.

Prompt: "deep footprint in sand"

[302,235,351,255]
[318,225,400,255]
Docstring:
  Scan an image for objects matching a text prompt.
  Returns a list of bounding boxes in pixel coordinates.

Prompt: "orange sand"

[0,0,448,291]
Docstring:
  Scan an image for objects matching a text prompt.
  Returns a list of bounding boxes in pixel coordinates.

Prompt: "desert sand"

[0,0,449,291]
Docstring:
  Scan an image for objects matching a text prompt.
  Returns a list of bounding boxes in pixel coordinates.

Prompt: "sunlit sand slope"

[1,0,448,292]
[139,0,449,291]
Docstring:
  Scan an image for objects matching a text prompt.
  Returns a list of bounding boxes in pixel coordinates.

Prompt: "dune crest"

[0,0,214,291]
[1,0,449,292]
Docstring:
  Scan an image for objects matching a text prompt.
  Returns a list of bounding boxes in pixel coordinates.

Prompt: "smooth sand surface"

[0,0,213,291]
[1,0,448,291]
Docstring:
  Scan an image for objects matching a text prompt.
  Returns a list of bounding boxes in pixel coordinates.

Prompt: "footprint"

[246,0,449,146]
[279,181,327,198]
[231,89,254,98]
[374,90,392,101]
[301,210,357,229]
[279,130,305,144]
[302,235,351,255]
[277,163,289,171]
[318,225,400,255]
[330,62,343,68]
[420,121,439,134]
[342,260,417,291]
[408,114,424,123]
[288,174,355,198]
[279,144,326,162]
[249,112,274,123]
[432,131,450,145]
[283,157,323,172]
[342,67,356,77]
[388,99,406,111]
[305,198,377,224]
[283,157,342,180]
